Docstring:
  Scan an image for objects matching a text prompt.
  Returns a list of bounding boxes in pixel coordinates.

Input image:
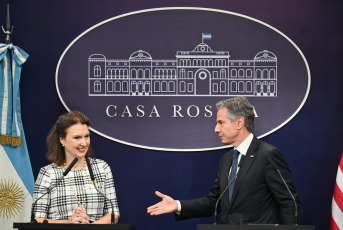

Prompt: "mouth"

[77,147,88,153]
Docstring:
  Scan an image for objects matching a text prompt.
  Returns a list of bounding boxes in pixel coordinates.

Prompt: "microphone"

[63,157,79,176]
[267,156,298,226]
[31,157,78,223]
[86,157,97,185]
[86,158,115,224]
[213,155,245,225]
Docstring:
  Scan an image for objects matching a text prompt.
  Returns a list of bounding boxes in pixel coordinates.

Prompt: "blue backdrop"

[2,1,343,230]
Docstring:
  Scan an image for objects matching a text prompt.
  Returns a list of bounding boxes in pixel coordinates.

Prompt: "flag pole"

[2,4,14,44]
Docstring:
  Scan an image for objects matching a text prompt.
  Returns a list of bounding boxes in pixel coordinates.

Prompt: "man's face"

[214,107,240,146]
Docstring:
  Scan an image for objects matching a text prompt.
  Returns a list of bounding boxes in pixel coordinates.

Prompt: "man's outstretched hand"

[147,191,178,215]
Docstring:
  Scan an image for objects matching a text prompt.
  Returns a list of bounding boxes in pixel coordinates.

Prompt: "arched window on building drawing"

[238,81,244,92]
[263,81,269,93]
[180,69,186,79]
[161,81,167,92]
[256,81,262,93]
[155,69,161,78]
[107,81,113,92]
[269,81,276,94]
[231,69,237,78]
[220,81,226,92]
[131,69,137,78]
[256,69,262,79]
[231,81,237,92]
[122,82,128,92]
[270,69,276,79]
[94,65,101,77]
[213,83,218,92]
[220,69,226,79]
[144,69,150,79]
[246,69,252,78]
[169,82,175,92]
[238,69,244,78]
[138,69,144,79]
[115,81,121,92]
[94,80,101,92]
[180,81,186,92]
[263,69,269,79]
[246,81,252,92]
[154,81,160,92]
[172,69,176,77]
[107,68,113,78]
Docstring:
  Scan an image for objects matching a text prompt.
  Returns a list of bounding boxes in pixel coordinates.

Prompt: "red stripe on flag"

[331,153,343,230]
[331,214,340,230]
[333,182,343,213]
[339,156,343,172]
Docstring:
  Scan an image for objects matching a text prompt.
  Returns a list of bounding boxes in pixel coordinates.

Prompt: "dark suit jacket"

[176,136,302,225]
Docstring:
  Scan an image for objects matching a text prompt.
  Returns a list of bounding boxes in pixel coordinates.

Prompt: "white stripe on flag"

[11,59,21,137]
[0,47,7,53]
[337,166,343,194]
[14,112,21,137]
[202,33,212,39]
[0,146,33,230]
[13,47,27,64]
[331,154,343,230]
[1,55,8,134]
[332,197,343,229]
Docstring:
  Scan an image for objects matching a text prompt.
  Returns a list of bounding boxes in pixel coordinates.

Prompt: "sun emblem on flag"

[0,179,24,219]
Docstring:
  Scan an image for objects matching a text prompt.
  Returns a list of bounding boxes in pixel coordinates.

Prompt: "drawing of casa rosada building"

[88,42,277,97]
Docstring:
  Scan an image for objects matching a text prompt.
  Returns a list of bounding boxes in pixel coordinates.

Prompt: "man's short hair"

[216,97,255,133]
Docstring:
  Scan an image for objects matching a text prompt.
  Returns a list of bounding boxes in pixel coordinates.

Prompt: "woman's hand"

[70,206,90,224]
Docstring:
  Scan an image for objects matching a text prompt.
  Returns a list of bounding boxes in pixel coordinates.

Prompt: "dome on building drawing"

[254,50,277,60]
[193,43,213,52]
[129,50,152,61]
[89,54,106,60]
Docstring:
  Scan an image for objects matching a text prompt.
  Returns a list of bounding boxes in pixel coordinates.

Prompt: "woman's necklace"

[64,158,87,208]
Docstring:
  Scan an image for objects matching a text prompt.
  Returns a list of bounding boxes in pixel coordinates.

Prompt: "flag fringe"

[0,135,21,146]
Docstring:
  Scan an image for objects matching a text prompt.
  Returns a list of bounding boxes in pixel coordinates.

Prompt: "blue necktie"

[228,149,239,202]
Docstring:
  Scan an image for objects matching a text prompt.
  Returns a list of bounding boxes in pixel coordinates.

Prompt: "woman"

[32,111,120,224]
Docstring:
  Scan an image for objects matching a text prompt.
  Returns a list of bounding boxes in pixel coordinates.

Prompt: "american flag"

[331,153,343,230]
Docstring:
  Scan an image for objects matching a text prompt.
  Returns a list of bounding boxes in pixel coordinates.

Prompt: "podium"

[197,225,315,230]
[13,223,135,230]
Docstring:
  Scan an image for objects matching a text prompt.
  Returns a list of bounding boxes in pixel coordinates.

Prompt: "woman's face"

[59,123,90,160]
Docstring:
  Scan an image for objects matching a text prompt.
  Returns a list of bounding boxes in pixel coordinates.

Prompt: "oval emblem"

[56,7,310,151]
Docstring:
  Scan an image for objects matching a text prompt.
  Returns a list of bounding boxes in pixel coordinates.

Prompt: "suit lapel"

[228,136,259,209]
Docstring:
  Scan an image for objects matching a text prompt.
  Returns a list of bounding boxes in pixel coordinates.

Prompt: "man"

[147,97,302,225]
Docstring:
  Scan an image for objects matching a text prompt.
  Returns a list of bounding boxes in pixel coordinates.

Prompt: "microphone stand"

[86,158,115,224]
[268,157,298,225]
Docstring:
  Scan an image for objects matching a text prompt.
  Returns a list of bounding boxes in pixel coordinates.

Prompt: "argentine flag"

[0,44,34,230]
[202,33,212,42]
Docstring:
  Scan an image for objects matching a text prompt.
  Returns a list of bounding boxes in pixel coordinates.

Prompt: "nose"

[214,124,219,133]
[80,138,87,146]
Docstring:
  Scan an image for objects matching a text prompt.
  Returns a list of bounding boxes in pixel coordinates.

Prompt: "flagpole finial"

[2,4,14,44]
